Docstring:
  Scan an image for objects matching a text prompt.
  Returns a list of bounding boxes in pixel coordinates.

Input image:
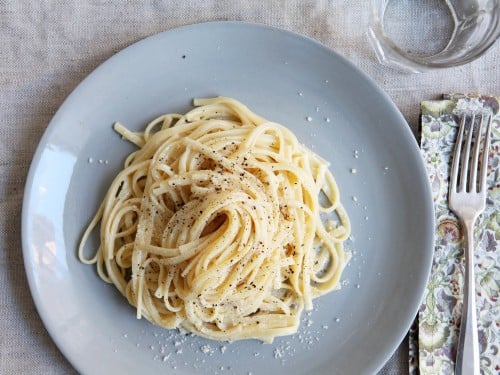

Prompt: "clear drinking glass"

[368,0,500,73]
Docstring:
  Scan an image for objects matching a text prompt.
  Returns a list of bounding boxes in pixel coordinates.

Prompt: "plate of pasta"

[22,22,434,375]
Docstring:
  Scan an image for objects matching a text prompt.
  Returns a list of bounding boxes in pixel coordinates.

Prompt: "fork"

[449,113,492,375]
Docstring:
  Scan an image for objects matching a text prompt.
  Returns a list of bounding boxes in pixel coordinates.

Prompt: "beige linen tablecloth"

[1,1,499,374]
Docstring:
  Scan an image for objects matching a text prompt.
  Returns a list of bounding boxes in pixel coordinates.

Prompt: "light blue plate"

[22,22,433,375]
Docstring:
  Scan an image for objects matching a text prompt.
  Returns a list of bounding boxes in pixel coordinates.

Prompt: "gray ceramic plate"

[22,22,433,375]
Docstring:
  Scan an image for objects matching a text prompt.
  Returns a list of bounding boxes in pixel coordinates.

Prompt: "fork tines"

[450,113,493,194]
